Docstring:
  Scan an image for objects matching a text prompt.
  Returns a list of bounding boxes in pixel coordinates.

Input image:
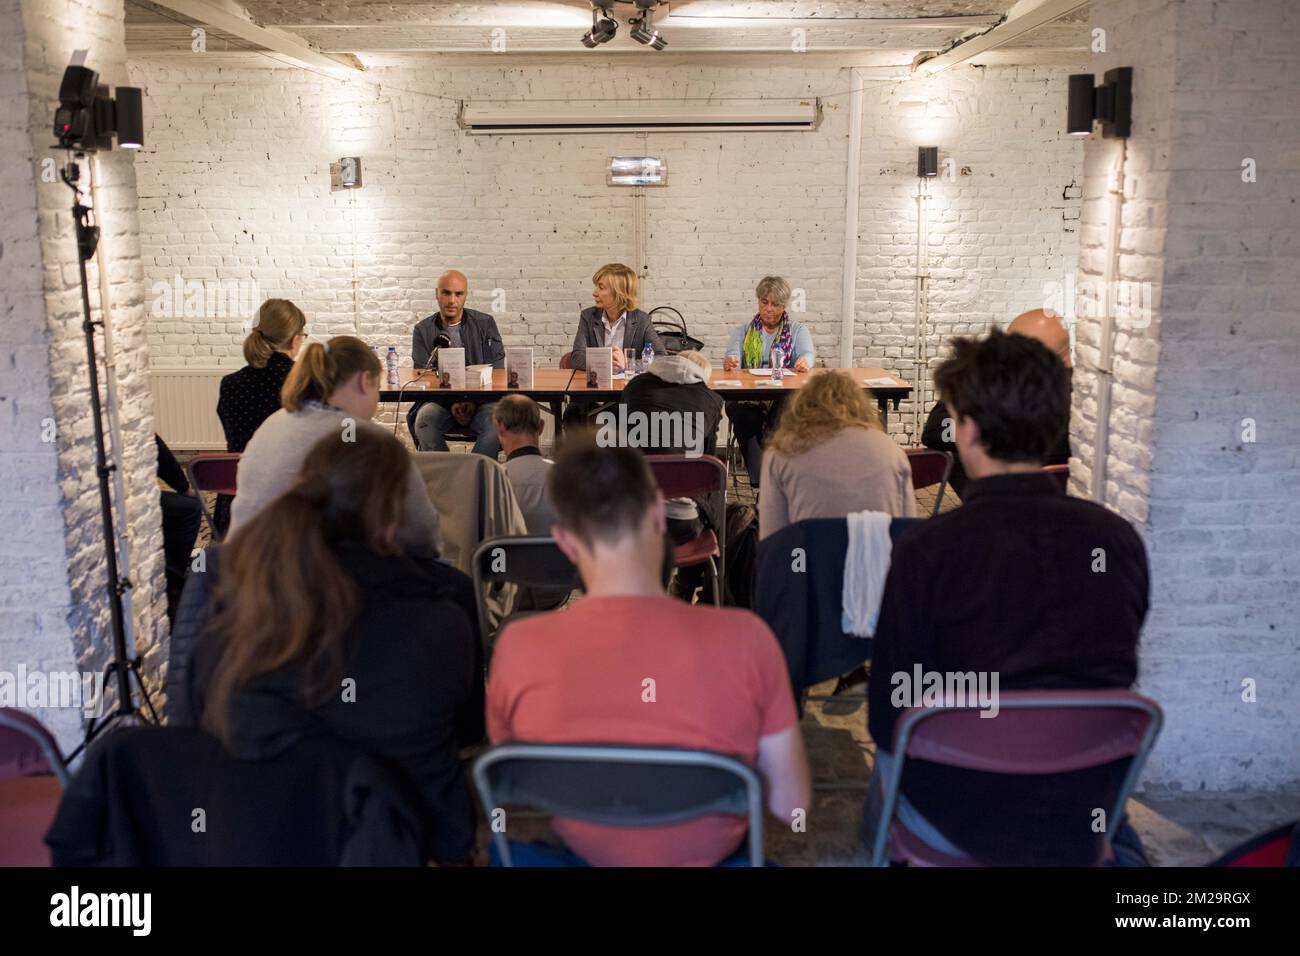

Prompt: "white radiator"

[150,367,227,451]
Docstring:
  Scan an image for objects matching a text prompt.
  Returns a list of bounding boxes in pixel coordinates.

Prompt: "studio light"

[52,60,145,152]
[1067,67,1133,138]
[917,146,939,178]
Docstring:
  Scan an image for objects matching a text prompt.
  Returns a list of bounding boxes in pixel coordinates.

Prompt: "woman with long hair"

[228,334,441,556]
[759,370,916,539]
[190,427,479,864]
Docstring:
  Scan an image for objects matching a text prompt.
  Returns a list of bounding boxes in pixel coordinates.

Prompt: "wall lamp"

[330,157,362,191]
[917,146,939,178]
[1068,67,1132,138]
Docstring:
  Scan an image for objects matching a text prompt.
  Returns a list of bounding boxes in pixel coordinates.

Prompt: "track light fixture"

[581,0,668,51]
[630,0,667,50]
[582,2,618,48]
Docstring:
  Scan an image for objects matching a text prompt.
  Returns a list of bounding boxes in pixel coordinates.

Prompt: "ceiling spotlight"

[582,3,618,48]
[630,1,667,50]
[630,16,667,50]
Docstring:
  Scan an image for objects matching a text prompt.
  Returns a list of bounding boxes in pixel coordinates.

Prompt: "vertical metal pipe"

[913,177,930,440]
[1090,143,1127,504]
[839,67,864,368]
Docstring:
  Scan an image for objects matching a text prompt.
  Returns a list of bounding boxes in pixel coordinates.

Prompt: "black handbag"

[648,306,705,354]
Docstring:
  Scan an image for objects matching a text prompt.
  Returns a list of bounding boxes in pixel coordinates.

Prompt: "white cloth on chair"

[841,509,893,638]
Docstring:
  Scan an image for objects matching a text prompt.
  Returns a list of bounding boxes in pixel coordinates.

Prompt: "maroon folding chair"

[646,455,728,607]
[559,351,574,370]
[185,452,240,542]
[871,689,1163,867]
[1042,463,1070,494]
[905,448,953,517]
[0,709,70,866]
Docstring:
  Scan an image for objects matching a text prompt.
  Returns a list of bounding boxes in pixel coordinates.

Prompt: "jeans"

[414,401,501,458]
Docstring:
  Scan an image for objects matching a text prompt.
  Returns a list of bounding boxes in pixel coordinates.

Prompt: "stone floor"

[183,439,1299,866]
[472,682,1298,867]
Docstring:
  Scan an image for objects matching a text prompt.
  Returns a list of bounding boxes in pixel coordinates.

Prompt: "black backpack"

[723,502,759,609]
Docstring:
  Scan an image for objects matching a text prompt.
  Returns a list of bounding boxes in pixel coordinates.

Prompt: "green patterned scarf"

[741,312,795,369]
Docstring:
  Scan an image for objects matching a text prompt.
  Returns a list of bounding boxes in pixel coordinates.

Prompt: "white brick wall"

[855,67,1085,434]
[128,56,1083,442]
[1077,0,1300,792]
[0,0,167,754]
[125,35,1299,793]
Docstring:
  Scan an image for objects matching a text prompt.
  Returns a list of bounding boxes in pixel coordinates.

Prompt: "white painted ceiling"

[125,0,1089,64]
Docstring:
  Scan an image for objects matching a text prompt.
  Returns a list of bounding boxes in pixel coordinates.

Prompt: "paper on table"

[756,380,786,388]
[713,380,742,387]
[746,368,773,376]
[863,376,897,386]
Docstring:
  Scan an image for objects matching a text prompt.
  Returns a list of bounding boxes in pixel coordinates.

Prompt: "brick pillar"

[0,0,167,755]
[1075,0,1300,791]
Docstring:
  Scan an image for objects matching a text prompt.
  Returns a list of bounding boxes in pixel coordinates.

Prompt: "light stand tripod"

[59,153,157,761]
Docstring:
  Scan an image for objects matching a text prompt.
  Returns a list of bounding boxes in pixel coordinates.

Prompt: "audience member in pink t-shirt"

[487,438,811,866]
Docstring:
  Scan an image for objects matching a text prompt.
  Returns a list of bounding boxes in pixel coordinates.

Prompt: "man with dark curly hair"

[863,328,1150,867]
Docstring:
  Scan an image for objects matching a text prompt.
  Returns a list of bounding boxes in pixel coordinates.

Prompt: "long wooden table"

[383,367,576,424]
[381,366,913,427]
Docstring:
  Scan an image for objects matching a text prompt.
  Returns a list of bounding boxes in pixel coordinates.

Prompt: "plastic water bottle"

[771,347,785,383]
[642,342,654,371]
[386,346,399,386]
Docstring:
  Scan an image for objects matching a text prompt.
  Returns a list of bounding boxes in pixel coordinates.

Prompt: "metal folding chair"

[646,454,728,607]
[184,452,240,542]
[473,742,765,867]
[905,448,953,517]
[471,535,582,654]
[0,709,69,866]
[871,689,1163,866]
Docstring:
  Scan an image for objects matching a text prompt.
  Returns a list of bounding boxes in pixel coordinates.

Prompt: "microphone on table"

[394,331,455,438]
[424,332,453,371]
